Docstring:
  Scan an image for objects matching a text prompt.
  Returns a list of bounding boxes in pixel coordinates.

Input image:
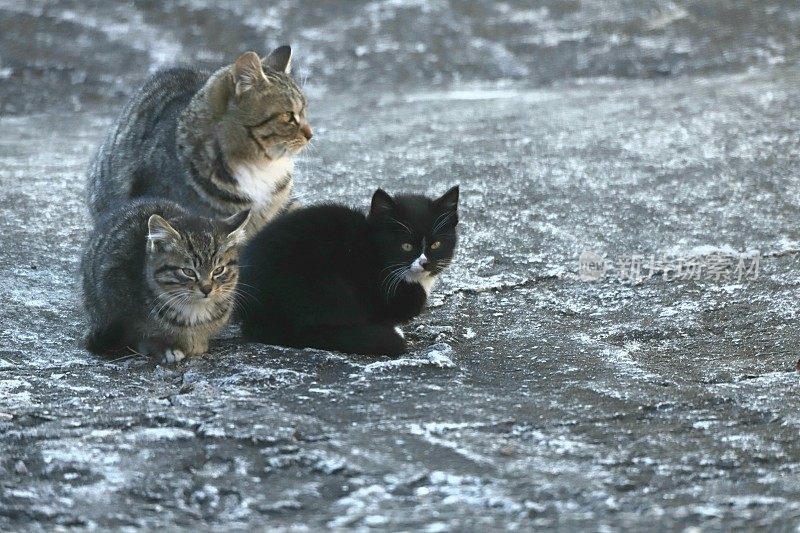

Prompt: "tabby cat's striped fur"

[81,199,249,363]
[87,47,311,237]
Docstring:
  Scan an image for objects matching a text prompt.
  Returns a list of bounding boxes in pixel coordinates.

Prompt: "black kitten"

[239,186,460,356]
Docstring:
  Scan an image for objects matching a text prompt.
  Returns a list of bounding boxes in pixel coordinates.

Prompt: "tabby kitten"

[238,186,460,356]
[81,199,249,363]
[87,46,311,237]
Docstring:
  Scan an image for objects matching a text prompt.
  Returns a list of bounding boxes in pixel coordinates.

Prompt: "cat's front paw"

[160,348,186,364]
[139,337,186,364]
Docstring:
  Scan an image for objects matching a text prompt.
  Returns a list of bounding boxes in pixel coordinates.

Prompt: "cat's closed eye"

[401,243,413,252]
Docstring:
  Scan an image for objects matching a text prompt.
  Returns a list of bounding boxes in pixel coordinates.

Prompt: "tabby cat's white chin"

[233,157,294,206]
[180,299,219,326]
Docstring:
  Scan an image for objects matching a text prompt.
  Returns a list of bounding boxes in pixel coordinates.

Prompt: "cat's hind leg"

[299,324,407,357]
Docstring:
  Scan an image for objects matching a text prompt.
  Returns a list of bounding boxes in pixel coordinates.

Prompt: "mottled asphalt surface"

[3,1,800,531]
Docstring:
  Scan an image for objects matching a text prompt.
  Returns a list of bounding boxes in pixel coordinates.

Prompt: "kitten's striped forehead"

[185,231,214,258]
[162,218,229,264]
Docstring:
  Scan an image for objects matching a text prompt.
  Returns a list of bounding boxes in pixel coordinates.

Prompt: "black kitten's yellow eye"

[430,241,442,250]
[213,266,226,276]
[402,243,413,252]
[181,268,196,278]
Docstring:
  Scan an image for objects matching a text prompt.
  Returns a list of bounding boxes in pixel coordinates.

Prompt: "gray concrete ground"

[2,1,800,531]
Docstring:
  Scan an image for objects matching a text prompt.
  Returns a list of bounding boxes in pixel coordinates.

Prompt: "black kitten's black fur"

[239,186,460,356]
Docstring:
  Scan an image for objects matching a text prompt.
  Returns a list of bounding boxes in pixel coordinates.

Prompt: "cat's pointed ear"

[147,215,181,252]
[264,45,292,74]
[370,189,396,217]
[222,209,251,246]
[435,185,460,212]
[233,51,267,96]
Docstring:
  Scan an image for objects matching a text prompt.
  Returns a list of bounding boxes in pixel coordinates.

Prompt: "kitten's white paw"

[160,348,186,364]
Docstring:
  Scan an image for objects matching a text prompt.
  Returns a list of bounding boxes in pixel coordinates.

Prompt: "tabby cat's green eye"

[213,266,226,276]
[430,241,442,250]
[402,243,413,252]
[181,268,196,278]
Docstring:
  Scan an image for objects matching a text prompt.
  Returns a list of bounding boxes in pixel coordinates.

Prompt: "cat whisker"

[234,281,263,295]
[382,264,410,301]
[380,267,403,294]
[166,292,192,319]
[387,216,413,236]
[389,268,409,299]
[229,294,252,318]
[149,291,186,321]
[233,289,258,304]
[431,210,449,228]
[381,262,410,272]
[225,286,258,305]
[217,288,245,313]
[381,264,406,284]
[432,211,457,235]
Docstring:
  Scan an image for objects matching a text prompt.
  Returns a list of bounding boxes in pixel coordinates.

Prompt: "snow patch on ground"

[363,343,456,373]
[678,245,761,258]
[0,378,35,407]
[328,469,523,528]
[574,333,658,379]
[125,427,196,442]
[408,422,494,465]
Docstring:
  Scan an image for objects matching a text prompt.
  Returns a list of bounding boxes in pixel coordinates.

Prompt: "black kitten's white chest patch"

[404,270,436,295]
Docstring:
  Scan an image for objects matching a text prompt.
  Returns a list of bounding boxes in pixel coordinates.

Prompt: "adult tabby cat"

[238,186,460,356]
[87,47,311,236]
[81,199,249,363]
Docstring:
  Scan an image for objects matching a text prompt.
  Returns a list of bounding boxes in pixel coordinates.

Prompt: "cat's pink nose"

[301,124,313,140]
